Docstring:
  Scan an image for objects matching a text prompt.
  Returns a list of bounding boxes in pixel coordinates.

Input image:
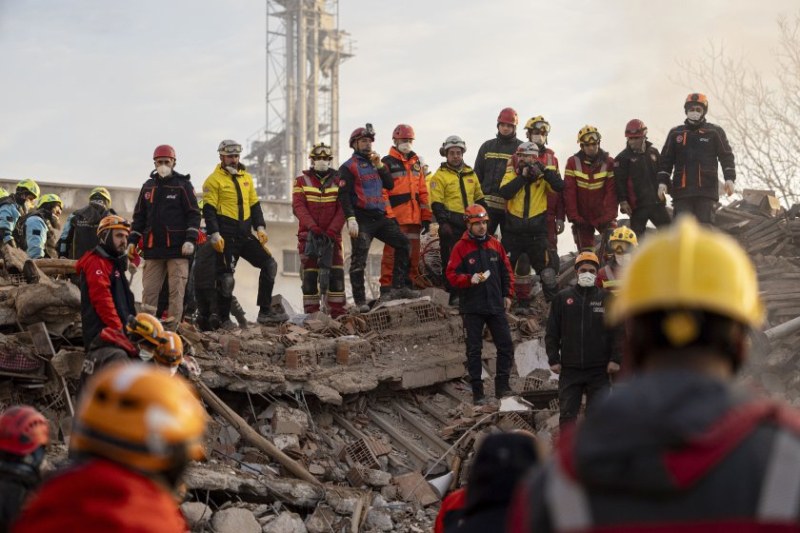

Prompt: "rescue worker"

[0,179,39,248]
[546,251,619,428]
[446,204,514,404]
[615,119,671,237]
[203,139,285,325]
[499,142,564,308]
[595,226,638,291]
[564,126,618,250]
[474,107,523,236]
[379,124,432,294]
[128,145,201,325]
[58,187,113,260]
[658,93,736,224]
[14,364,206,533]
[150,330,184,376]
[525,116,565,263]
[0,188,8,200]
[508,217,800,532]
[429,135,486,306]
[338,124,416,312]
[292,142,346,317]
[0,406,49,533]
[18,193,62,259]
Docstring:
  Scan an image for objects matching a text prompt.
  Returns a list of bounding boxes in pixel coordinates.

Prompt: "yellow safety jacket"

[202,164,264,236]
[429,163,484,215]
[499,167,553,220]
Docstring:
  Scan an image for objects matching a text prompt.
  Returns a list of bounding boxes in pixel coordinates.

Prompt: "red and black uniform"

[380,147,432,290]
[564,150,618,250]
[446,231,514,398]
[615,141,671,236]
[546,284,618,427]
[434,487,466,533]
[539,148,564,252]
[595,263,622,291]
[509,371,800,533]
[474,134,523,235]
[292,168,346,317]
[13,458,188,533]
[659,119,736,224]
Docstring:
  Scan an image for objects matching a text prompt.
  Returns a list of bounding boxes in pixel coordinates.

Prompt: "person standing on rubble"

[508,217,800,532]
[378,124,432,296]
[18,193,63,259]
[14,364,206,533]
[658,93,736,224]
[128,145,200,327]
[0,179,40,248]
[446,204,514,404]
[430,135,487,307]
[498,142,564,308]
[292,142,347,317]
[0,406,49,532]
[615,119,671,237]
[203,139,285,326]
[564,126,618,250]
[474,107,523,236]
[58,187,113,260]
[338,124,417,312]
[546,251,619,428]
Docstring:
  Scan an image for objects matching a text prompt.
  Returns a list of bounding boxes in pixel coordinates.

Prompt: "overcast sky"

[0,0,795,189]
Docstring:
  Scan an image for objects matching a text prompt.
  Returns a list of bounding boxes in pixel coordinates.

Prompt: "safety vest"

[344,155,389,213]
[382,147,432,225]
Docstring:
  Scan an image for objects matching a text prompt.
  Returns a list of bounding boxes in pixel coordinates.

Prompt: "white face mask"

[615,253,631,267]
[313,160,331,172]
[225,165,239,175]
[156,164,171,178]
[530,134,545,146]
[139,348,154,362]
[686,110,703,122]
[397,142,412,154]
[577,272,596,287]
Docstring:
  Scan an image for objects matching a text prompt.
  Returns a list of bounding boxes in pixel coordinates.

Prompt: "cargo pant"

[142,258,189,321]
[463,312,514,399]
[349,216,410,305]
[300,238,346,317]
[558,366,610,427]
[379,223,421,290]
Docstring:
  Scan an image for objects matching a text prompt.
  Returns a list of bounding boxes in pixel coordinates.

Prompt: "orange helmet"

[126,313,164,346]
[70,363,207,473]
[464,204,489,224]
[497,107,519,126]
[155,331,184,369]
[575,251,600,269]
[0,405,49,456]
[684,93,709,112]
[97,215,130,236]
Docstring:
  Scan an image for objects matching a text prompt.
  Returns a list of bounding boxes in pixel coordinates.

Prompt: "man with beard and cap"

[129,145,201,326]
[58,187,113,260]
[615,119,671,237]
[474,107,523,236]
[658,93,736,224]
[0,179,39,248]
[508,217,800,533]
[18,193,63,259]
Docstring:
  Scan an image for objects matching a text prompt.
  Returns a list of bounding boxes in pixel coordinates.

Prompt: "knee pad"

[540,267,557,288]
[515,253,532,276]
[219,273,235,298]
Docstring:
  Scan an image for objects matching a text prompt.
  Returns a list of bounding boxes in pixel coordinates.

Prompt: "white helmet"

[217,139,243,155]
[439,135,467,156]
[516,142,540,157]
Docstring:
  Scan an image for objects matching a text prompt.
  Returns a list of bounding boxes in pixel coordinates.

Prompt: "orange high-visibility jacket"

[381,147,432,226]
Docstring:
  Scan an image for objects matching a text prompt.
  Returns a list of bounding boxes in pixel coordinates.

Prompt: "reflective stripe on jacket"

[381,147,432,225]
[202,164,264,236]
[429,164,484,225]
[292,169,345,242]
[563,151,618,227]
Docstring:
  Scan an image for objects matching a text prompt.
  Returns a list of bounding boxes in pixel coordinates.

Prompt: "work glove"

[657,183,668,202]
[421,220,431,236]
[607,361,621,375]
[210,232,225,253]
[310,225,323,236]
[504,297,512,312]
[126,243,137,260]
[127,260,138,276]
[347,218,359,239]
[556,219,565,235]
[470,273,486,285]
[256,226,269,245]
[619,201,632,215]
[724,180,735,196]
[181,241,195,256]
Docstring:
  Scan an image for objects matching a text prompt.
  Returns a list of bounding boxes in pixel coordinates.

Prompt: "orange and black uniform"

[564,150,618,249]
[379,147,432,290]
[474,133,522,235]
[615,141,670,236]
[658,119,735,224]
[292,168,346,317]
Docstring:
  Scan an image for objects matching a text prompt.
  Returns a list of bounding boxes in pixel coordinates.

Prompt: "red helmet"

[464,204,489,224]
[497,107,519,126]
[624,119,648,139]
[392,124,415,140]
[349,127,375,148]
[0,405,49,456]
[153,145,176,160]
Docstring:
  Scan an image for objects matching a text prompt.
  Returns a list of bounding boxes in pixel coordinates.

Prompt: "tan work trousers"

[142,258,189,321]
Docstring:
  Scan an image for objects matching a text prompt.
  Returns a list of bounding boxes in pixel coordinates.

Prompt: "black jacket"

[445,232,513,315]
[546,285,618,368]
[58,202,112,260]
[658,120,736,201]
[614,141,663,209]
[129,171,201,259]
[474,134,522,196]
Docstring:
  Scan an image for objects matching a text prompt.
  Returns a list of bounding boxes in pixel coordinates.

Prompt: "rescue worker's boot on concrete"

[495,376,512,399]
[514,254,534,314]
[257,306,288,325]
[472,381,487,405]
[389,286,420,300]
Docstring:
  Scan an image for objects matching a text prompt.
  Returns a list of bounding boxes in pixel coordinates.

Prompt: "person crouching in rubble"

[14,364,207,533]
[595,226,638,291]
[0,406,49,532]
[446,204,514,405]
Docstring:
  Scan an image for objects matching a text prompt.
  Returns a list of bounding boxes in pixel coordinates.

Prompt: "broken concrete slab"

[180,501,212,528]
[211,508,260,533]
[393,472,439,507]
[272,405,310,435]
[262,511,307,533]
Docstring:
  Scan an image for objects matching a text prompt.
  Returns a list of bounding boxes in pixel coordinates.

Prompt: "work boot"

[472,382,486,405]
[495,378,512,399]
[354,301,370,313]
[448,293,459,307]
[219,319,238,331]
[257,310,288,325]
[389,287,420,300]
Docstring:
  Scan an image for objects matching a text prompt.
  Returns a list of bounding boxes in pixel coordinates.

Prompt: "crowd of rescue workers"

[4,91,793,532]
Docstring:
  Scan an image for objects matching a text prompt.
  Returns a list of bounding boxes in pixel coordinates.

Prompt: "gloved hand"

[310,225,323,236]
[369,152,383,169]
[127,260,138,276]
[504,297,512,312]
[181,241,195,256]
[556,219,565,235]
[619,201,632,215]
[724,180,735,196]
[347,218,359,239]
[658,183,668,201]
[256,226,269,245]
[325,228,339,240]
[470,273,484,285]
[126,243,137,260]
[210,232,225,253]
[421,221,431,236]
[607,361,621,375]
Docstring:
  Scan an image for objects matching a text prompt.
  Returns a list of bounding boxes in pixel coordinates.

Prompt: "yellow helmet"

[126,313,165,346]
[90,187,112,207]
[36,193,62,209]
[577,125,601,144]
[16,179,40,199]
[0,187,9,200]
[70,363,206,473]
[609,226,638,253]
[154,331,184,369]
[608,216,763,327]
[524,115,551,134]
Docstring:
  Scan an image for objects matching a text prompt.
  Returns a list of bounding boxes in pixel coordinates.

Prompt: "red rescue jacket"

[292,169,346,242]
[563,150,618,228]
